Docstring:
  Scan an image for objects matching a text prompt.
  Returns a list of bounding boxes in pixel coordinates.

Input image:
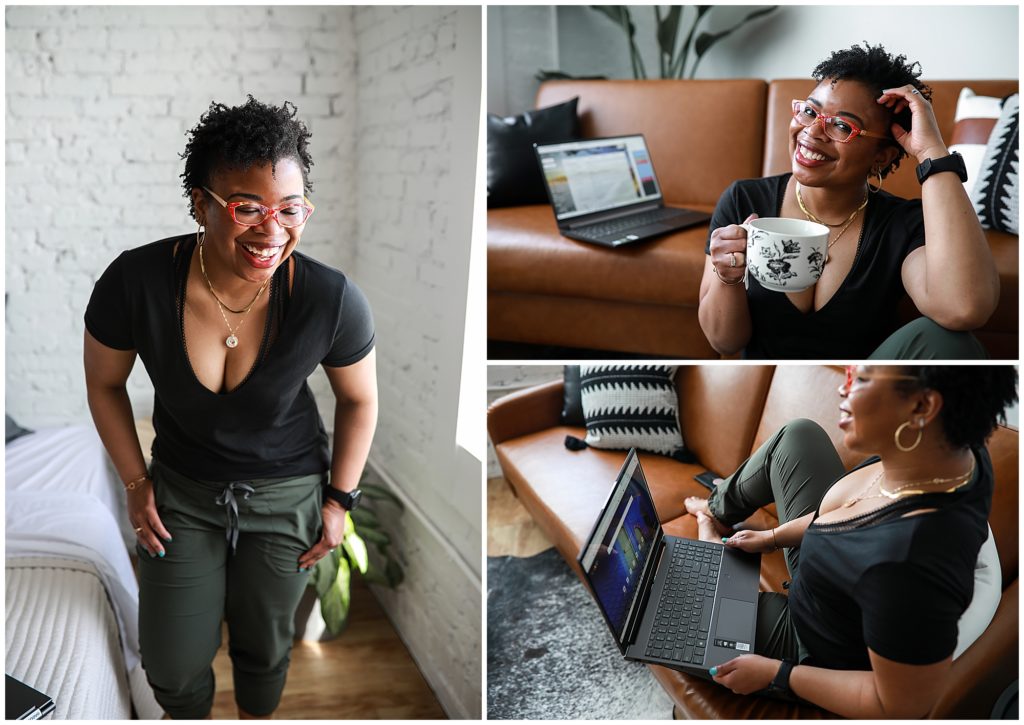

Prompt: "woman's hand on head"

[722,528,775,553]
[128,482,172,558]
[877,85,947,162]
[298,501,346,572]
[709,213,757,283]
[710,654,780,695]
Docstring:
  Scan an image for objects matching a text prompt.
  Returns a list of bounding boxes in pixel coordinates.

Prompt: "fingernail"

[299,567,306,572]
[721,537,729,543]
[709,666,718,676]
[158,551,165,558]
[165,536,173,542]
[149,550,156,558]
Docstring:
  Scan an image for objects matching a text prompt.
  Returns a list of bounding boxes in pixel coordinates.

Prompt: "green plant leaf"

[359,483,405,510]
[656,5,682,64]
[385,558,405,587]
[343,528,369,574]
[693,6,777,62]
[358,526,392,547]
[318,555,351,636]
[350,507,379,529]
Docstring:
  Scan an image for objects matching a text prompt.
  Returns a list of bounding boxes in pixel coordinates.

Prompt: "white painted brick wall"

[5,5,356,427]
[352,6,481,719]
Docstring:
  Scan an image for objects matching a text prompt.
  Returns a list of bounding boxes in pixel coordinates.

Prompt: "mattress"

[5,557,131,719]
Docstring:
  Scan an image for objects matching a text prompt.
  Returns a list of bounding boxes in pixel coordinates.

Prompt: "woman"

[683,365,1016,717]
[698,43,999,359]
[83,97,378,719]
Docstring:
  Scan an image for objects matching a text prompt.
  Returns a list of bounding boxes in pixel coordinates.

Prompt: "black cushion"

[561,365,584,425]
[487,97,581,208]
[5,415,33,444]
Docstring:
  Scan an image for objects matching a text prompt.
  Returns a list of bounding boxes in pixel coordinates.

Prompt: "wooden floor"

[487,477,552,558]
[210,575,445,719]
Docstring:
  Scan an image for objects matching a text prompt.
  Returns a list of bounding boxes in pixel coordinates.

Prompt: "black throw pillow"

[5,415,33,444]
[561,365,584,425]
[487,97,581,208]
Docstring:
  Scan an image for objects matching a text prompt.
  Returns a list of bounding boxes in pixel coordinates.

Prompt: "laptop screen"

[579,451,661,643]
[536,135,662,221]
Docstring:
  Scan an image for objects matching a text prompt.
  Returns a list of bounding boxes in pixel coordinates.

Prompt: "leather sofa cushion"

[536,79,767,208]
[488,204,712,305]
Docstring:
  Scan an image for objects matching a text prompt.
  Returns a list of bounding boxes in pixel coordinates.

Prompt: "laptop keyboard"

[575,208,684,238]
[645,540,722,666]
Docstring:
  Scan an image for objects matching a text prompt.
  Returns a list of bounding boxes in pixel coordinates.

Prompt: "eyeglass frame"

[844,365,921,390]
[791,100,891,144]
[201,186,315,228]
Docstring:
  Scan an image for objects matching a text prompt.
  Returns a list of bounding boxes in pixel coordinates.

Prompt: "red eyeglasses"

[203,187,315,228]
[792,100,891,144]
[844,365,920,389]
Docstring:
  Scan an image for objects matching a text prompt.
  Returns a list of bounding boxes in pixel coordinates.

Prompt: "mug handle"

[739,222,755,290]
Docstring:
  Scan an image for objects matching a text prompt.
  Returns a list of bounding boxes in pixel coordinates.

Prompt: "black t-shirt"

[85,235,375,481]
[705,174,926,359]
[787,446,992,670]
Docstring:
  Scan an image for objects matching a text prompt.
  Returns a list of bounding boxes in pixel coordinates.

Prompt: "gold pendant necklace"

[796,183,868,264]
[198,243,269,348]
[842,470,884,507]
[879,461,976,498]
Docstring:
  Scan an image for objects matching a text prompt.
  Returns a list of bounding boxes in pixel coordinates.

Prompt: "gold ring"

[134,527,144,534]
[729,252,737,268]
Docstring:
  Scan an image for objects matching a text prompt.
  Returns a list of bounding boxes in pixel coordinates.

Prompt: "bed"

[5,421,163,719]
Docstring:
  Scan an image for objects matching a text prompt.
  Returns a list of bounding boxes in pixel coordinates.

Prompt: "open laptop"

[534,134,710,247]
[577,448,761,674]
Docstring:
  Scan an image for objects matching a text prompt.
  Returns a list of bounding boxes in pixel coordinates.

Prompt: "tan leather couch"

[488,80,1019,358]
[487,366,1018,718]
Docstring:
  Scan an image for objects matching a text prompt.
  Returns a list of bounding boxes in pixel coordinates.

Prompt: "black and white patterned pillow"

[577,365,691,461]
[971,93,1019,235]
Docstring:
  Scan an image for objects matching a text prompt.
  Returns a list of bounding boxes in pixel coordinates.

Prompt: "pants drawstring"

[215,482,256,553]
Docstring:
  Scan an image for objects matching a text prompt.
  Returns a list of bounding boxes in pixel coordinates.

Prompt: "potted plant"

[294,479,405,641]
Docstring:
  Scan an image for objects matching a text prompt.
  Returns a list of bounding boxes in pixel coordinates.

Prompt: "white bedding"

[6,427,164,719]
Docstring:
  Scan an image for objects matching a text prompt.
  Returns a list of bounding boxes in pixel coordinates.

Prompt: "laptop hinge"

[623,532,666,646]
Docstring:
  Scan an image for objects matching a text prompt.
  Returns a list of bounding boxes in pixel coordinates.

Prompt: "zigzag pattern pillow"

[971,93,1019,235]
[579,365,690,460]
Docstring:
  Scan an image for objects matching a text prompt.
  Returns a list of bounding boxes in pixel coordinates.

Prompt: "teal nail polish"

[299,567,306,572]
[721,537,729,543]
[709,666,718,676]
[158,551,165,558]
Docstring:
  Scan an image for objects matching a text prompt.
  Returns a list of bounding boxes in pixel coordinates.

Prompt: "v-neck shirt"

[85,234,375,481]
[787,446,992,669]
[705,174,926,359]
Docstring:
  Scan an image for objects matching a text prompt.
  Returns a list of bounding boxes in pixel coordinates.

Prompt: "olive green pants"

[707,418,847,668]
[138,459,324,718]
[870,317,988,360]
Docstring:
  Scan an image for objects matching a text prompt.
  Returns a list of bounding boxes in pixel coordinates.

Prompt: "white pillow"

[948,88,1004,199]
[953,524,1002,660]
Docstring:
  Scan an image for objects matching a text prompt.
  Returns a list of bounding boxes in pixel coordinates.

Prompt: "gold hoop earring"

[868,167,884,194]
[894,421,923,452]
[196,223,205,247]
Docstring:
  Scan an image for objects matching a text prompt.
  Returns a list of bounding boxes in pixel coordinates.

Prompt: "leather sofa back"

[764,79,1020,201]
[536,79,767,208]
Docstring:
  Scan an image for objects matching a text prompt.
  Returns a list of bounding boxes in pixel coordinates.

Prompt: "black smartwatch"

[324,486,363,511]
[916,151,968,185]
[767,658,796,696]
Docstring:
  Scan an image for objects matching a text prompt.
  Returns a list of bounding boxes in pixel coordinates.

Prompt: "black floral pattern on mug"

[759,239,799,285]
[807,249,825,278]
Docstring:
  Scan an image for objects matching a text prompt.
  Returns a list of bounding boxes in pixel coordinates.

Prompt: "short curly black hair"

[894,366,1018,449]
[180,95,314,221]
[812,42,931,178]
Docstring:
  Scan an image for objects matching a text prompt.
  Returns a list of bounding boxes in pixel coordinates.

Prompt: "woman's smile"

[795,140,835,167]
[238,240,288,269]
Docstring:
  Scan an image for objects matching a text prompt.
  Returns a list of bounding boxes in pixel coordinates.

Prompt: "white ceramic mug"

[742,217,829,292]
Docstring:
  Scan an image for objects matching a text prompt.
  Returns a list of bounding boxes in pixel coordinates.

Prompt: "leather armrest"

[487,380,565,445]
[930,579,1019,718]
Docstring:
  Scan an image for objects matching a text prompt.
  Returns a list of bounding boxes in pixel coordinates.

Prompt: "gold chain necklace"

[796,183,869,265]
[843,462,975,508]
[879,461,976,499]
[198,243,269,349]
[199,243,268,315]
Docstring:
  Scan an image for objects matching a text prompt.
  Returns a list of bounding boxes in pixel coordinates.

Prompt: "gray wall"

[489,5,1020,116]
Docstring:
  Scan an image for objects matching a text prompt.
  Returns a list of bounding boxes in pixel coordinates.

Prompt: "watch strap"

[769,658,796,695]
[323,485,361,510]
[916,151,968,185]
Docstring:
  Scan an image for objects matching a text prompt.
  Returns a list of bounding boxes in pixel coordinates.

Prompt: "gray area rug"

[487,548,674,720]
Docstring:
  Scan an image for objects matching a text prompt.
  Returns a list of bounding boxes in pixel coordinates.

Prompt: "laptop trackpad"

[716,598,755,642]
